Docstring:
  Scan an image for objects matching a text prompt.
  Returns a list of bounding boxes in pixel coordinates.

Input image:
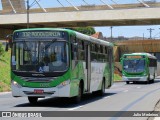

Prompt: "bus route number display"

[126,55,143,59]
[14,31,62,38]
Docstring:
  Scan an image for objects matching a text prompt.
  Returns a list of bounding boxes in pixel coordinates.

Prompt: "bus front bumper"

[122,76,148,82]
[11,81,71,98]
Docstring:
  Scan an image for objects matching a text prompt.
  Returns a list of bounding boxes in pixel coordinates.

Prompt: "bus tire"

[126,81,129,84]
[146,80,150,84]
[146,76,150,84]
[96,80,105,96]
[28,97,38,104]
[73,82,82,104]
[152,73,155,83]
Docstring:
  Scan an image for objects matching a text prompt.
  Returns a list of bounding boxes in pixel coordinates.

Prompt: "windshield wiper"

[41,38,58,52]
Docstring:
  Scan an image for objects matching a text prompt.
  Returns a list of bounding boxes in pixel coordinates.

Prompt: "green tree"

[68,27,96,35]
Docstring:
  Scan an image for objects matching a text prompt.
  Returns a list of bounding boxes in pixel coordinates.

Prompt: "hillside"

[0,46,11,92]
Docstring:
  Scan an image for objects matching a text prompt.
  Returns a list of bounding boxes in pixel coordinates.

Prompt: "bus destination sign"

[14,31,63,39]
[126,55,144,59]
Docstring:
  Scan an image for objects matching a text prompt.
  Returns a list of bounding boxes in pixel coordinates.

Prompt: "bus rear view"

[121,53,157,84]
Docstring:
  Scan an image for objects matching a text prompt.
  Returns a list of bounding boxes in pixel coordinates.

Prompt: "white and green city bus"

[6,28,114,104]
[121,53,157,84]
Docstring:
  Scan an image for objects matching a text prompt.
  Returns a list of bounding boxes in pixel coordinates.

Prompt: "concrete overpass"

[1,0,160,39]
[1,0,160,28]
[1,7,160,28]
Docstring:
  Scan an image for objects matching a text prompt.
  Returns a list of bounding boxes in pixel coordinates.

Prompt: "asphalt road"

[0,78,160,120]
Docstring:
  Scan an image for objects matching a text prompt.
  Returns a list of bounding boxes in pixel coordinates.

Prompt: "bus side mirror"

[5,34,13,51]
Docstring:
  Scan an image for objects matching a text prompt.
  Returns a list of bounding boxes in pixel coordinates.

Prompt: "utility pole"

[147,28,154,39]
[110,26,113,41]
[27,0,29,28]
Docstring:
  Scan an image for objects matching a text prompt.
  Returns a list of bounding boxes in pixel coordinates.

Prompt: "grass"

[114,74,122,81]
[0,46,11,92]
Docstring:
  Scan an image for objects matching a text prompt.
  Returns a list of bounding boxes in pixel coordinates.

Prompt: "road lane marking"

[68,106,83,111]
[121,87,160,111]
[136,86,141,89]
[123,90,128,92]
[104,96,111,99]
[0,92,11,95]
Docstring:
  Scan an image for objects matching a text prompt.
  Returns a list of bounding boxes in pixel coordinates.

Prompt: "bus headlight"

[12,80,22,88]
[58,80,70,87]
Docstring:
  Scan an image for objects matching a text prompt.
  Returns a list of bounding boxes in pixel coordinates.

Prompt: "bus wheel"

[73,82,82,103]
[100,80,105,96]
[146,75,150,84]
[28,97,38,104]
[151,79,155,83]
[96,80,105,96]
[146,80,150,84]
[133,81,137,84]
[152,74,155,83]
[126,81,129,84]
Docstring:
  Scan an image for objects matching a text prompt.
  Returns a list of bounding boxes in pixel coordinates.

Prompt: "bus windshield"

[123,59,145,73]
[12,40,69,73]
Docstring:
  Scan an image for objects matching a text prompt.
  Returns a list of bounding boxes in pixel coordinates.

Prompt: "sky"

[94,26,160,38]
[0,0,160,38]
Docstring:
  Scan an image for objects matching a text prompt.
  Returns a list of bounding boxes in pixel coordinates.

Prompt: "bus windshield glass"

[11,41,69,73]
[123,59,145,73]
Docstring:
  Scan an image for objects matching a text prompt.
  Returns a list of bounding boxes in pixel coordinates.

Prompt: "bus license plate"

[34,89,44,94]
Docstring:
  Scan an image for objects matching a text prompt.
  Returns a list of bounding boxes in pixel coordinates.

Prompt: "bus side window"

[105,47,108,62]
[78,40,85,60]
[149,58,157,67]
[71,36,78,60]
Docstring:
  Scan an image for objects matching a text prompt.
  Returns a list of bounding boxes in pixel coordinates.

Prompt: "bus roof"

[13,28,113,47]
[123,53,157,59]
[75,31,113,47]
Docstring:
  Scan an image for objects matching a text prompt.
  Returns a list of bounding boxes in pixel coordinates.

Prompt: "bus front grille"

[128,78,140,81]
[20,77,55,83]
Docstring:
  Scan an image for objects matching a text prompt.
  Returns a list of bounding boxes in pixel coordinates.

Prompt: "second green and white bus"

[6,28,114,104]
[121,53,157,84]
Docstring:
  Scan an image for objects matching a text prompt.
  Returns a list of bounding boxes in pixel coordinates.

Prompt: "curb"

[114,80,124,83]
[0,92,11,95]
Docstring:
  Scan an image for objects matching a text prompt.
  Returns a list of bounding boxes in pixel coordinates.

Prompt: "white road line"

[123,90,128,92]
[68,106,83,111]
[0,92,11,95]
[103,96,111,99]
[136,86,141,89]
